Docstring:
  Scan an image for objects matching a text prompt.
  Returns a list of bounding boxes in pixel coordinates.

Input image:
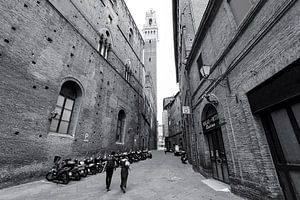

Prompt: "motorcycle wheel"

[91,168,97,175]
[87,168,92,175]
[74,172,81,181]
[61,172,70,184]
[82,169,88,177]
[46,172,54,181]
[97,166,103,173]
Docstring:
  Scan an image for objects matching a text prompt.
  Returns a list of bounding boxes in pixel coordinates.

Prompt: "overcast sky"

[124,0,179,124]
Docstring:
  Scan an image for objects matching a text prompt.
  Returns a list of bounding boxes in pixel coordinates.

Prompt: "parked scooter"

[142,150,152,159]
[127,152,134,164]
[94,156,104,173]
[181,152,188,164]
[64,159,81,181]
[84,157,97,175]
[46,156,70,184]
[74,159,88,177]
[148,151,152,159]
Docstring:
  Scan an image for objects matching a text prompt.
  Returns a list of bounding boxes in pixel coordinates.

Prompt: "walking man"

[105,151,116,191]
[120,153,130,193]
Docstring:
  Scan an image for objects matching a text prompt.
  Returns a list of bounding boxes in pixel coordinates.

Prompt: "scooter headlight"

[69,172,72,176]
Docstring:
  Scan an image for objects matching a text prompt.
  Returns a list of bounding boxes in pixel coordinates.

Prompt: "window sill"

[48,132,74,139]
[115,142,124,145]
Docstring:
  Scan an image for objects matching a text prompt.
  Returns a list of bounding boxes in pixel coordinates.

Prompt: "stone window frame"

[48,77,85,139]
[116,109,126,144]
[109,0,116,7]
[227,0,252,25]
[149,18,153,26]
[97,28,113,60]
[196,53,204,81]
[129,28,134,45]
[49,94,75,135]
[108,15,113,24]
[125,59,132,82]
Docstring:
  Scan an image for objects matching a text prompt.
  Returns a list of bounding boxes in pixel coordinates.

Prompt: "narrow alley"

[0,151,243,200]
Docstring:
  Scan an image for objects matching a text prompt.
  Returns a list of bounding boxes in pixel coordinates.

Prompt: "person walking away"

[120,154,130,193]
[105,151,116,191]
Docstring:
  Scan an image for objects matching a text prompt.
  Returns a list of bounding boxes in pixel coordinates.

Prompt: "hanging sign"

[202,114,219,131]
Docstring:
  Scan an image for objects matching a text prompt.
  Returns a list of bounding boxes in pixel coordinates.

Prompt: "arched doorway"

[202,105,230,183]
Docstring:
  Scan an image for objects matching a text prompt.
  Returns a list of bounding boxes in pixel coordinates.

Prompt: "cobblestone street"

[0,151,243,200]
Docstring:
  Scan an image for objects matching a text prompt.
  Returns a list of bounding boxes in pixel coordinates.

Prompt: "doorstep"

[201,179,231,192]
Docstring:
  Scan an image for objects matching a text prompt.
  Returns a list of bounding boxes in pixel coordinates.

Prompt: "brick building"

[162,96,175,141]
[163,92,184,152]
[173,0,300,199]
[0,0,156,188]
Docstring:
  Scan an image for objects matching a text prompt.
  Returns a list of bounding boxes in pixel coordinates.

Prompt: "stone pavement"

[0,151,244,200]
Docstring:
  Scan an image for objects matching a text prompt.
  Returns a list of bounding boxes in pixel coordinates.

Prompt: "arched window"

[116,110,126,143]
[129,28,133,45]
[125,59,132,82]
[98,29,112,59]
[50,81,83,135]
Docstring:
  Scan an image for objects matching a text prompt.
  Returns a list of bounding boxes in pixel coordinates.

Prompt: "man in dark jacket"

[119,153,130,193]
[105,151,116,191]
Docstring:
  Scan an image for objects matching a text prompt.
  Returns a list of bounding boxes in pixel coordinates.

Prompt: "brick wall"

[167,92,184,149]
[0,0,154,188]
[175,0,300,199]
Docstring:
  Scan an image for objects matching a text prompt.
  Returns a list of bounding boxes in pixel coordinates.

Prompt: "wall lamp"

[199,65,231,105]
[200,65,230,89]
[200,65,211,78]
[202,93,219,105]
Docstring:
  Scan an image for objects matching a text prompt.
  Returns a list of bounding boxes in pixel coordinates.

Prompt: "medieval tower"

[143,9,158,113]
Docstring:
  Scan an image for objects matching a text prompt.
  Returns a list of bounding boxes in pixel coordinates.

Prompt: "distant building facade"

[173,0,300,199]
[162,96,175,139]
[0,0,156,188]
[157,124,165,150]
[163,92,184,151]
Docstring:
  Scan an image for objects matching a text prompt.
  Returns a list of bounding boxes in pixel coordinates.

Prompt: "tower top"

[144,9,157,27]
[142,9,158,41]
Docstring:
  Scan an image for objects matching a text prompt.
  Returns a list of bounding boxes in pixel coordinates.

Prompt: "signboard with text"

[202,114,219,132]
[182,106,191,114]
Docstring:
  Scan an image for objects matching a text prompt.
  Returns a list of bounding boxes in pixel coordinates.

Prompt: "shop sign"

[202,114,219,131]
[182,106,191,114]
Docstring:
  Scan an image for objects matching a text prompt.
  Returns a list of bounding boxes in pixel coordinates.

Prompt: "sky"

[124,0,179,124]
